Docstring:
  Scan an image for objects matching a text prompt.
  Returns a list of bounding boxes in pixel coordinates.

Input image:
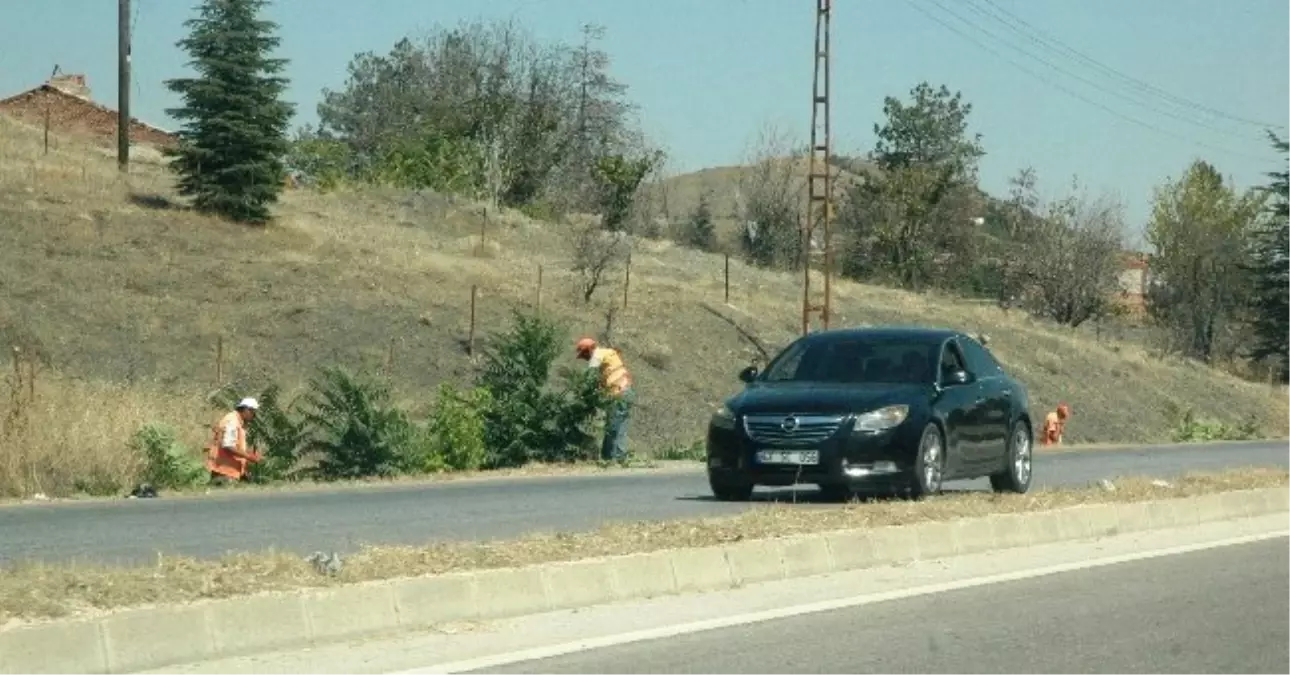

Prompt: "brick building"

[0,73,177,148]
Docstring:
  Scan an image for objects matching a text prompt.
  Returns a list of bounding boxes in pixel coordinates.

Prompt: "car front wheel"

[709,475,754,501]
[990,419,1033,494]
[908,423,946,500]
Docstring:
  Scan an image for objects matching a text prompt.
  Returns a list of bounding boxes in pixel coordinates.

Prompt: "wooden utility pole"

[802,0,834,335]
[117,0,131,173]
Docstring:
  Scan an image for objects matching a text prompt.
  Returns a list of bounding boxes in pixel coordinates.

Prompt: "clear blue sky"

[3,0,1287,239]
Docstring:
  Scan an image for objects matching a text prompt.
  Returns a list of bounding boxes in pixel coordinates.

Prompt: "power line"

[957,0,1271,140]
[975,0,1286,131]
[903,0,1276,164]
[927,0,1266,145]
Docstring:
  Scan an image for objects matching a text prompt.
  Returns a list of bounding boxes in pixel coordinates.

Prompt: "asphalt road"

[482,537,1290,674]
[0,440,1285,567]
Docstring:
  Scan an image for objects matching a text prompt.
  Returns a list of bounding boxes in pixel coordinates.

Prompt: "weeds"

[655,440,705,461]
[1170,407,1262,443]
[422,382,491,472]
[130,423,206,489]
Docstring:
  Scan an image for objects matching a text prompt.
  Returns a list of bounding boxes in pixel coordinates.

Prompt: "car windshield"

[760,335,941,385]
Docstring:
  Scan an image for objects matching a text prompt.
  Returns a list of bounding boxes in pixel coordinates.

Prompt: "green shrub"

[1170,408,1261,443]
[301,366,417,480]
[544,365,609,463]
[654,439,705,461]
[211,383,308,483]
[424,382,491,472]
[476,311,608,468]
[130,422,206,489]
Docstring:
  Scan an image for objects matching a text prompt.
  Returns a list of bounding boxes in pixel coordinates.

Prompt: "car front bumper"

[705,422,919,488]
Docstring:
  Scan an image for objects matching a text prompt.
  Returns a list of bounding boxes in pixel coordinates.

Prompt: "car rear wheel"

[990,419,1033,494]
[709,475,754,501]
[908,423,946,500]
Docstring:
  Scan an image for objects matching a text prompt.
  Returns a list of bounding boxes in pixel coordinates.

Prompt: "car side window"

[939,341,967,380]
[958,337,1002,377]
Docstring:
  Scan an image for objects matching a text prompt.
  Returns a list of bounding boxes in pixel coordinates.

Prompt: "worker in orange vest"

[1042,403,1070,446]
[576,337,636,462]
[206,397,264,482]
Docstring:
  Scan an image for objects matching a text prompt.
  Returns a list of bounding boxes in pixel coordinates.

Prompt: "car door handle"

[1001,389,1012,398]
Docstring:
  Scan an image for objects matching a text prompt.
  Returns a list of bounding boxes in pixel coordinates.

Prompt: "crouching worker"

[206,397,263,483]
[575,337,635,463]
[1043,403,1070,446]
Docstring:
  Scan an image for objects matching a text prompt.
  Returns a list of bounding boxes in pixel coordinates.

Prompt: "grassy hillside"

[0,115,1285,495]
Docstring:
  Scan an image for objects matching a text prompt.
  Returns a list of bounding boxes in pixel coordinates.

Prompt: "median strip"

[1,467,1286,674]
[1,467,1283,626]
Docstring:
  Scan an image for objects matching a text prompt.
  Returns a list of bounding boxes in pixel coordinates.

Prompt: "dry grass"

[0,467,1283,625]
[0,114,1286,497]
[0,366,205,498]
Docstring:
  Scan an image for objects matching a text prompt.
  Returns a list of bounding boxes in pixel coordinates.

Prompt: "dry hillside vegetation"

[0,115,1285,494]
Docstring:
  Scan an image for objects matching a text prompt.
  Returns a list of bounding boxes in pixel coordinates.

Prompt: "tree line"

[160,2,1288,383]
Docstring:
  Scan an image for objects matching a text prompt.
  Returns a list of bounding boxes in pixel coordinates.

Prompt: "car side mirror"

[738,366,758,383]
[944,369,972,386]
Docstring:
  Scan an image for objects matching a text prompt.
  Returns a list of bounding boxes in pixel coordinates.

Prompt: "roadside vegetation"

[0,467,1283,624]
[0,4,1285,498]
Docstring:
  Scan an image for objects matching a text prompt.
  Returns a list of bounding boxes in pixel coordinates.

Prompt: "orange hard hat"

[1057,403,1070,418]
[575,337,597,355]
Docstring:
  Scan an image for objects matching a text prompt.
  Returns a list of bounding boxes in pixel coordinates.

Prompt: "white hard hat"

[236,397,260,410]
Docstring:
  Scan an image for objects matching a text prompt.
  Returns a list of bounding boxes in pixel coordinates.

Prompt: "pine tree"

[1246,131,1289,381]
[684,189,717,251]
[164,0,294,225]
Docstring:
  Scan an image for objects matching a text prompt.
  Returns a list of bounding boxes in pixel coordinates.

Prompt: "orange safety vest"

[206,411,251,480]
[591,347,632,397]
[1042,411,1065,445]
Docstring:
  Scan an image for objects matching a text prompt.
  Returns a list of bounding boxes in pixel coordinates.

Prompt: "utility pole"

[117,0,131,173]
[802,0,833,335]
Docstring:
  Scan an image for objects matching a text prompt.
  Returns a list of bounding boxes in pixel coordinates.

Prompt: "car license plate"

[757,450,819,465]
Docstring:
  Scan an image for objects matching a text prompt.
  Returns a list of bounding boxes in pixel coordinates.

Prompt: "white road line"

[391,530,1289,674]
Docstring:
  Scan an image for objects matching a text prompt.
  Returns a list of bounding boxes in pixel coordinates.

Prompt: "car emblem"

[781,416,799,433]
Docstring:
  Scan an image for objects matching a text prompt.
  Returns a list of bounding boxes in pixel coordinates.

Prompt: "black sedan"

[705,326,1034,501]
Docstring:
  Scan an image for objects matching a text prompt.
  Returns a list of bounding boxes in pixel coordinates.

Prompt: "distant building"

[0,72,177,148]
[1115,252,1150,315]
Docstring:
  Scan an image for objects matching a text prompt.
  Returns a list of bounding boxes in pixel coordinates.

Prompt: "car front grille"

[742,413,847,447]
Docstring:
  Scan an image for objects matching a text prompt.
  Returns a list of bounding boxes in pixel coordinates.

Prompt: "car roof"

[801,325,965,343]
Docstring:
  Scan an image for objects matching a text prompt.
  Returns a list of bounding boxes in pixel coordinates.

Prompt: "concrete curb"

[2,487,1286,674]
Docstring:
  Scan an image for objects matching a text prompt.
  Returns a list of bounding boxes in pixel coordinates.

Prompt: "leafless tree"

[737,123,808,270]
[567,216,630,304]
[1020,182,1128,328]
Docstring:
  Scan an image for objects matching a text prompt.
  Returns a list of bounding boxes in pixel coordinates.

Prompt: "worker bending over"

[1043,403,1070,446]
[575,337,636,463]
[207,397,263,482]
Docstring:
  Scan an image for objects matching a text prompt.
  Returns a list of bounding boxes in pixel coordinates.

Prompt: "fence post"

[385,337,396,373]
[724,253,730,304]
[623,251,632,309]
[536,264,544,315]
[476,208,488,257]
[468,285,478,356]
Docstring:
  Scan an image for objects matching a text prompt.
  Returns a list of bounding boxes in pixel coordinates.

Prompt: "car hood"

[727,381,928,416]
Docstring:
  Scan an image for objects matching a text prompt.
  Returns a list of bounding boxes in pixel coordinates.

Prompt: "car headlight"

[852,405,909,434]
[710,405,737,430]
